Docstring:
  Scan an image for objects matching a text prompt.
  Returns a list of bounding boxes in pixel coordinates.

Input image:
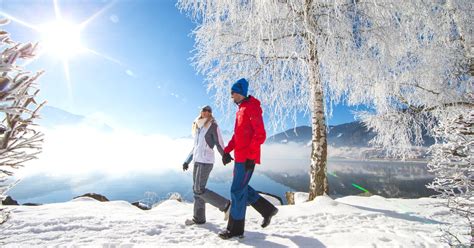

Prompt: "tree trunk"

[285,191,295,205]
[285,0,328,201]
[308,75,329,200]
[304,0,329,201]
[306,11,329,200]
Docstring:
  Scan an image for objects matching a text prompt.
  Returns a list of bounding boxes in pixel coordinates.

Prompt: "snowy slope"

[1,195,460,247]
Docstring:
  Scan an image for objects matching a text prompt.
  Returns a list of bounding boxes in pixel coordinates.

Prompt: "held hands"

[245,159,255,171]
[222,153,233,165]
[183,162,189,171]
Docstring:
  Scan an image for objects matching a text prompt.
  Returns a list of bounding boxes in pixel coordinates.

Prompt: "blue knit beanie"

[231,78,249,97]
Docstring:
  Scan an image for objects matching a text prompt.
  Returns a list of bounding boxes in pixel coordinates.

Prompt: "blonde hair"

[192,112,215,136]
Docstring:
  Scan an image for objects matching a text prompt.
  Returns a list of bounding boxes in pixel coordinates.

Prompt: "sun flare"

[39,21,83,59]
[0,0,119,101]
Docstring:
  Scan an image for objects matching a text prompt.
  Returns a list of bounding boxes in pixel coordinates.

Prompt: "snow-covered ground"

[1,195,461,247]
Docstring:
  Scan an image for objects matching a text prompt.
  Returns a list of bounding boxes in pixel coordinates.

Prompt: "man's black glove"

[245,159,255,171]
[183,162,189,171]
[222,153,233,165]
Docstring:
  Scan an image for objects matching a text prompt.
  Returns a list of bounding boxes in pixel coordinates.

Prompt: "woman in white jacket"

[183,105,231,225]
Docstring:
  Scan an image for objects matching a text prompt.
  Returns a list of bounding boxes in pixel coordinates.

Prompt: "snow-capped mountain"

[267,121,435,147]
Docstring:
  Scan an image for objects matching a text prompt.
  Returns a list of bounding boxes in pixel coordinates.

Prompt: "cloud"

[15,124,309,178]
[15,117,370,179]
[109,15,119,23]
[125,69,135,77]
[16,124,194,177]
[170,93,179,98]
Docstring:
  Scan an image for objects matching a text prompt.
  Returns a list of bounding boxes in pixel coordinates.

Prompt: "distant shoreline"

[328,157,428,164]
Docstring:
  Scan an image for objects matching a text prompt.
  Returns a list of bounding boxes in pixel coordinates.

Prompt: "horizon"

[40,104,363,137]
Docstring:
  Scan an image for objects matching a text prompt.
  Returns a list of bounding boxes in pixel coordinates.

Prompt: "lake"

[7,159,435,206]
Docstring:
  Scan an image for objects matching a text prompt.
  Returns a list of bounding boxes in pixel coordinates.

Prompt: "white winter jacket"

[184,120,225,164]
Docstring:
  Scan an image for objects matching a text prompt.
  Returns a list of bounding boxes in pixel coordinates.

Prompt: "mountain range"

[268,122,435,148]
[38,106,435,149]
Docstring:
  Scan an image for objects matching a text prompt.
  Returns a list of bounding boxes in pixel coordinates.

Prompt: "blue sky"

[0,0,357,137]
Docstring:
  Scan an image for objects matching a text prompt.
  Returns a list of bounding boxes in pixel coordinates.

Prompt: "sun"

[39,21,84,59]
[0,0,119,100]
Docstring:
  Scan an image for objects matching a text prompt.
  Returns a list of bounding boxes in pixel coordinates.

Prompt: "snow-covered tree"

[353,2,473,242]
[352,1,473,245]
[427,110,473,246]
[0,19,45,224]
[357,0,473,158]
[177,0,468,200]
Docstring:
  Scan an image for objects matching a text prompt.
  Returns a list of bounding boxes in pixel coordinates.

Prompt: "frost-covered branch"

[427,110,473,246]
[0,19,44,224]
[230,52,304,61]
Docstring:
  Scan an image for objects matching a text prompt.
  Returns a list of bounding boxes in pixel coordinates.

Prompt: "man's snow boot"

[218,216,244,239]
[251,196,278,228]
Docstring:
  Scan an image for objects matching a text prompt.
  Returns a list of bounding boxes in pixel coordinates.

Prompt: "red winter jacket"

[224,96,266,164]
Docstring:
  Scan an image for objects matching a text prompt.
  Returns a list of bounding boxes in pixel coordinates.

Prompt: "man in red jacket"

[219,78,278,240]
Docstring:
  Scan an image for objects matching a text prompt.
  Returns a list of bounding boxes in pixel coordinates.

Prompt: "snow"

[294,192,309,204]
[1,195,460,247]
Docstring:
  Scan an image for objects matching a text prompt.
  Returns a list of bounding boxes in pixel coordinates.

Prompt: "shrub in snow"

[167,192,183,202]
[0,19,44,224]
